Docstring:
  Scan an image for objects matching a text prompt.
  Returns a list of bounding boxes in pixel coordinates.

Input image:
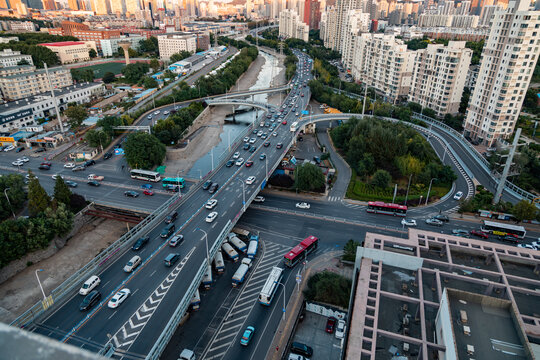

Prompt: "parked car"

[325,317,337,333]
[335,319,346,339]
[425,218,444,227]
[290,342,313,357]
[470,230,489,239]
[84,160,96,167]
[253,196,265,203]
[401,218,417,227]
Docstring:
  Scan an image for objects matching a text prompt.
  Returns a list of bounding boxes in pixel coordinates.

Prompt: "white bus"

[259,267,284,306]
[481,220,526,239]
[290,122,298,132]
[130,169,161,182]
[190,289,201,311]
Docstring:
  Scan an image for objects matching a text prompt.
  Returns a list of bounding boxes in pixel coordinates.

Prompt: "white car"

[235,158,245,166]
[453,191,464,200]
[154,110,160,115]
[246,176,256,185]
[250,137,257,143]
[243,137,249,142]
[11,160,24,166]
[52,174,64,180]
[401,218,417,227]
[335,319,346,339]
[18,157,29,163]
[64,162,75,169]
[233,152,240,159]
[253,196,265,203]
[206,211,218,223]
[517,244,536,250]
[257,131,263,137]
[532,241,540,249]
[205,199,218,209]
[108,288,131,309]
[3,145,15,152]
[296,202,310,209]
[164,110,169,115]
[273,132,278,137]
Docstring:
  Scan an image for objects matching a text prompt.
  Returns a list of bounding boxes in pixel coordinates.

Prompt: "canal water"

[187,51,278,178]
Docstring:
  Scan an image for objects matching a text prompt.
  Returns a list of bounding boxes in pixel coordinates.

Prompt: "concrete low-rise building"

[157,34,197,61]
[38,41,97,64]
[0,65,72,101]
[0,49,33,67]
[0,82,104,132]
[100,35,145,57]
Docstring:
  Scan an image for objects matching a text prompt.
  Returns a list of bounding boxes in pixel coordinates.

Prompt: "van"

[123,255,142,272]
[161,223,176,238]
[290,342,313,357]
[164,253,180,267]
[79,275,100,295]
[165,210,178,224]
[179,349,196,360]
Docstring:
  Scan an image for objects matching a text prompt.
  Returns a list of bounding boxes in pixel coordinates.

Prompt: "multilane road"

[29,50,314,358]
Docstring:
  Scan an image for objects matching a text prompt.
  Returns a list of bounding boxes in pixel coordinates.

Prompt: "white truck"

[229,236,247,253]
[221,242,239,262]
[232,258,252,287]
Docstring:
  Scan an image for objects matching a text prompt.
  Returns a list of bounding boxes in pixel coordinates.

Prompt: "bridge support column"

[232,105,236,123]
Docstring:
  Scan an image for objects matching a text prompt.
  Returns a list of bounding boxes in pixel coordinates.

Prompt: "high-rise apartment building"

[0,65,72,101]
[278,9,309,42]
[464,0,540,146]
[304,0,321,29]
[320,6,338,49]
[340,9,369,70]
[67,0,79,10]
[351,34,415,102]
[409,41,472,116]
[333,0,364,51]
[91,0,110,15]
[126,0,141,15]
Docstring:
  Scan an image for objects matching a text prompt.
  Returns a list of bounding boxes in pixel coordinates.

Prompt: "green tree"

[303,271,352,308]
[124,132,166,169]
[138,36,158,53]
[89,48,97,58]
[44,203,73,237]
[122,62,150,83]
[0,174,26,221]
[296,163,326,192]
[85,129,111,149]
[149,58,160,72]
[27,174,50,216]
[102,71,116,83]
[64,104,87,129]
[343,239,362,262]
[396,154,424,178]
[142,76,158,89]
[371,169,391,188]
[53,176,72,207]
[70,68,94,82]
[512,200,537,222]
[169,51,192,63]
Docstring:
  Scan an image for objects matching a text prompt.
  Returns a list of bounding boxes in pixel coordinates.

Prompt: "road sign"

[296,274,302,284]
[301,110,309,115]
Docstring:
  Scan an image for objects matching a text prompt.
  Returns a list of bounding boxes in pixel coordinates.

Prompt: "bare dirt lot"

[0,218,127,323]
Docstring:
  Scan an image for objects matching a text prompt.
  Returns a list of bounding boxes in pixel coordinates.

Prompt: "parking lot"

[291,132,322,165]
[290,311,343,359]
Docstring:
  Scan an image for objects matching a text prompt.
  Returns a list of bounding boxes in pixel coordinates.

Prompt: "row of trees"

[153,102,204,145]
[0,174,85,268]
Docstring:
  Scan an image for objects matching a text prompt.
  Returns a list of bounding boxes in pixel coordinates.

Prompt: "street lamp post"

[265,156,268,181]
[238,179,246,212]
[198,169,202,180]
[211,148,214,171]
[176,170,183,197]
[3,187,15,218]
[35,269,46,300]
[196,228,211,268]
[275,281,286,321]
[425,178,437,206]
[404,174,413,206]
[308,104,313,124]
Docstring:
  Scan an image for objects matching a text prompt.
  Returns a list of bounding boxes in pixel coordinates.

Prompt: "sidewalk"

[266,250,348,360]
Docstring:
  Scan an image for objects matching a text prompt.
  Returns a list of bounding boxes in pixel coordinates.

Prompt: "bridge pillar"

[232,105,236,123]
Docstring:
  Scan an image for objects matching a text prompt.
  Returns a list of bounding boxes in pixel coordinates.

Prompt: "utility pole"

[44,63,64,133]
[256,22,259,47]
[494,128,521,204]
[278,42,284,57]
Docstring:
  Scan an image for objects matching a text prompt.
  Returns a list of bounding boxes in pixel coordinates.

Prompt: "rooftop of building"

[0,82,101,113]
[0,66,68,79]
[38,41,86,47]
[346,228,540,359]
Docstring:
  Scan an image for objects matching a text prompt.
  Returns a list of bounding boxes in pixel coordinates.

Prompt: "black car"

[165,211,178,224]
[34,148,46,153]
[124,190,139,197]
[87,180,100,187]
[84,160,96,167]
[38,164,50,170]
[15,147,25,153]
[65,180,78,188]
[276,143,283,149]
[209,183,219,194]
[132,236,150,250]
[249,146,256,153]
[499,235,519,244]
[243,143,250,150]
[79,290,101,311]
[290,342,313,357]
[202,180,212,190]
[226,160,234,167]
[103,152,112,160]
[434,214,449,222]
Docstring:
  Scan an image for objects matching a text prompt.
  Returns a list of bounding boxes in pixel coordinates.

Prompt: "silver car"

[425,218,444,227]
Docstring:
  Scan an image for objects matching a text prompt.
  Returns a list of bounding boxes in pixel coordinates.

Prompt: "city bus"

[130,169,161,182]
[259,267,284,306]
[290,121,299,132]
[162,177,185,189]
[283,235,318,268]
[481,220,526,239]
[366,201,407,217]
